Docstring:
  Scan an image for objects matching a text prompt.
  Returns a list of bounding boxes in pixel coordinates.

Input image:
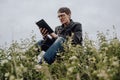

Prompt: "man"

[37,7,82,64]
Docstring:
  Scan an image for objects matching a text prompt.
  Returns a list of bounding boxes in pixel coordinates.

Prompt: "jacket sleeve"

[55,26,59,34]
[72,23,83,45]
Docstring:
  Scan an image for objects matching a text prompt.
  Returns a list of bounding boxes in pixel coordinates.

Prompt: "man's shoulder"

[55,25,61,28]
[71,21,82,31]
[73,21,81,26]
[71,21,82,30]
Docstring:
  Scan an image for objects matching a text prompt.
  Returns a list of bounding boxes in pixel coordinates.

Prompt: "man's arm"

[72,23,83,45]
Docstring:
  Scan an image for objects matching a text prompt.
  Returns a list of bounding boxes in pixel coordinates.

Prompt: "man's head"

[57,7,71,25]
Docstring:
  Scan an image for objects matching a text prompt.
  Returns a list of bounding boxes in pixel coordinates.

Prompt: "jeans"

[37,37,65,64]
[37,38,54,51]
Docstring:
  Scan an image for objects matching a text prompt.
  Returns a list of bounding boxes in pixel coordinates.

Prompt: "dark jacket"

[41,20,82,51]
[55,19,82,45]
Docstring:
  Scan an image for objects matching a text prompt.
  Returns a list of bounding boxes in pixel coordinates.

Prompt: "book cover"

[36,19,54,34]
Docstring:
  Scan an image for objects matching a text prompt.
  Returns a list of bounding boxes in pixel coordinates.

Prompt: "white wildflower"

[88,57,96,63]
[86,66,89,69]
[20,55,26,60]
[69,56,77,60]
[9,75,15,80]
[67,67,75,73]
[97,70,108,79]
[5,72,10,77]
[1,59,8,66]
[99,54,103,59]
[104,47,108,51]
[112,61,119,67]
[20,64,27,72]
[34,64,42,72]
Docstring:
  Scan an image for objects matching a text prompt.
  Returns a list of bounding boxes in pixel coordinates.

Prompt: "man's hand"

[39,28,48,37]
[50,33,58,38]
[39,28,58,39]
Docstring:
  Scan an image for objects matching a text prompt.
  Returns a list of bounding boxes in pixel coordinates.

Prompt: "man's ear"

[68,14,71,19]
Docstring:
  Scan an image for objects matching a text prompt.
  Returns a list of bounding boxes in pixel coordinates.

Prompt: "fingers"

[40,28,49,37]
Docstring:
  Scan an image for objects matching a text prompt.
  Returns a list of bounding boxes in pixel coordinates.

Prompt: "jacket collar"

[61,19,74,29]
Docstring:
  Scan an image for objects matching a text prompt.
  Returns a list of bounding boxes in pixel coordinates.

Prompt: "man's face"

[58,12,71,25]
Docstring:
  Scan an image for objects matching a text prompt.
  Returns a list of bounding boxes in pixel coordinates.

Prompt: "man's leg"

[37,39,52,64]
[37,40,49,51]
[43,37,65,64]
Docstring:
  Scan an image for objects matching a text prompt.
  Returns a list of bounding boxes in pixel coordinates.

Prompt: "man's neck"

[63,20,71,27]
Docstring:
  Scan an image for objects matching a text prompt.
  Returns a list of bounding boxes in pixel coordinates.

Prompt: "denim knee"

[43,37,65,64]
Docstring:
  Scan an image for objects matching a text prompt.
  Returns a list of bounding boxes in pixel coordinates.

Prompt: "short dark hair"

[57,7,71,15]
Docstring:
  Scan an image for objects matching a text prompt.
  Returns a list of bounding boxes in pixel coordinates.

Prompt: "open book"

[36,19,54,34]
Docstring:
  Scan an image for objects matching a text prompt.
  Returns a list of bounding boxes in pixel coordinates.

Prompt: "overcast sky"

[0,0,120,46]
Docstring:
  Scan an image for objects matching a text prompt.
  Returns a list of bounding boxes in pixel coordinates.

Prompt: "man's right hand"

[39,28,58,39]
[39,28,49,37]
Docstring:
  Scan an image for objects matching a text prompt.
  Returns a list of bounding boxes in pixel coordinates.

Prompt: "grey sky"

[0,0,120,46]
